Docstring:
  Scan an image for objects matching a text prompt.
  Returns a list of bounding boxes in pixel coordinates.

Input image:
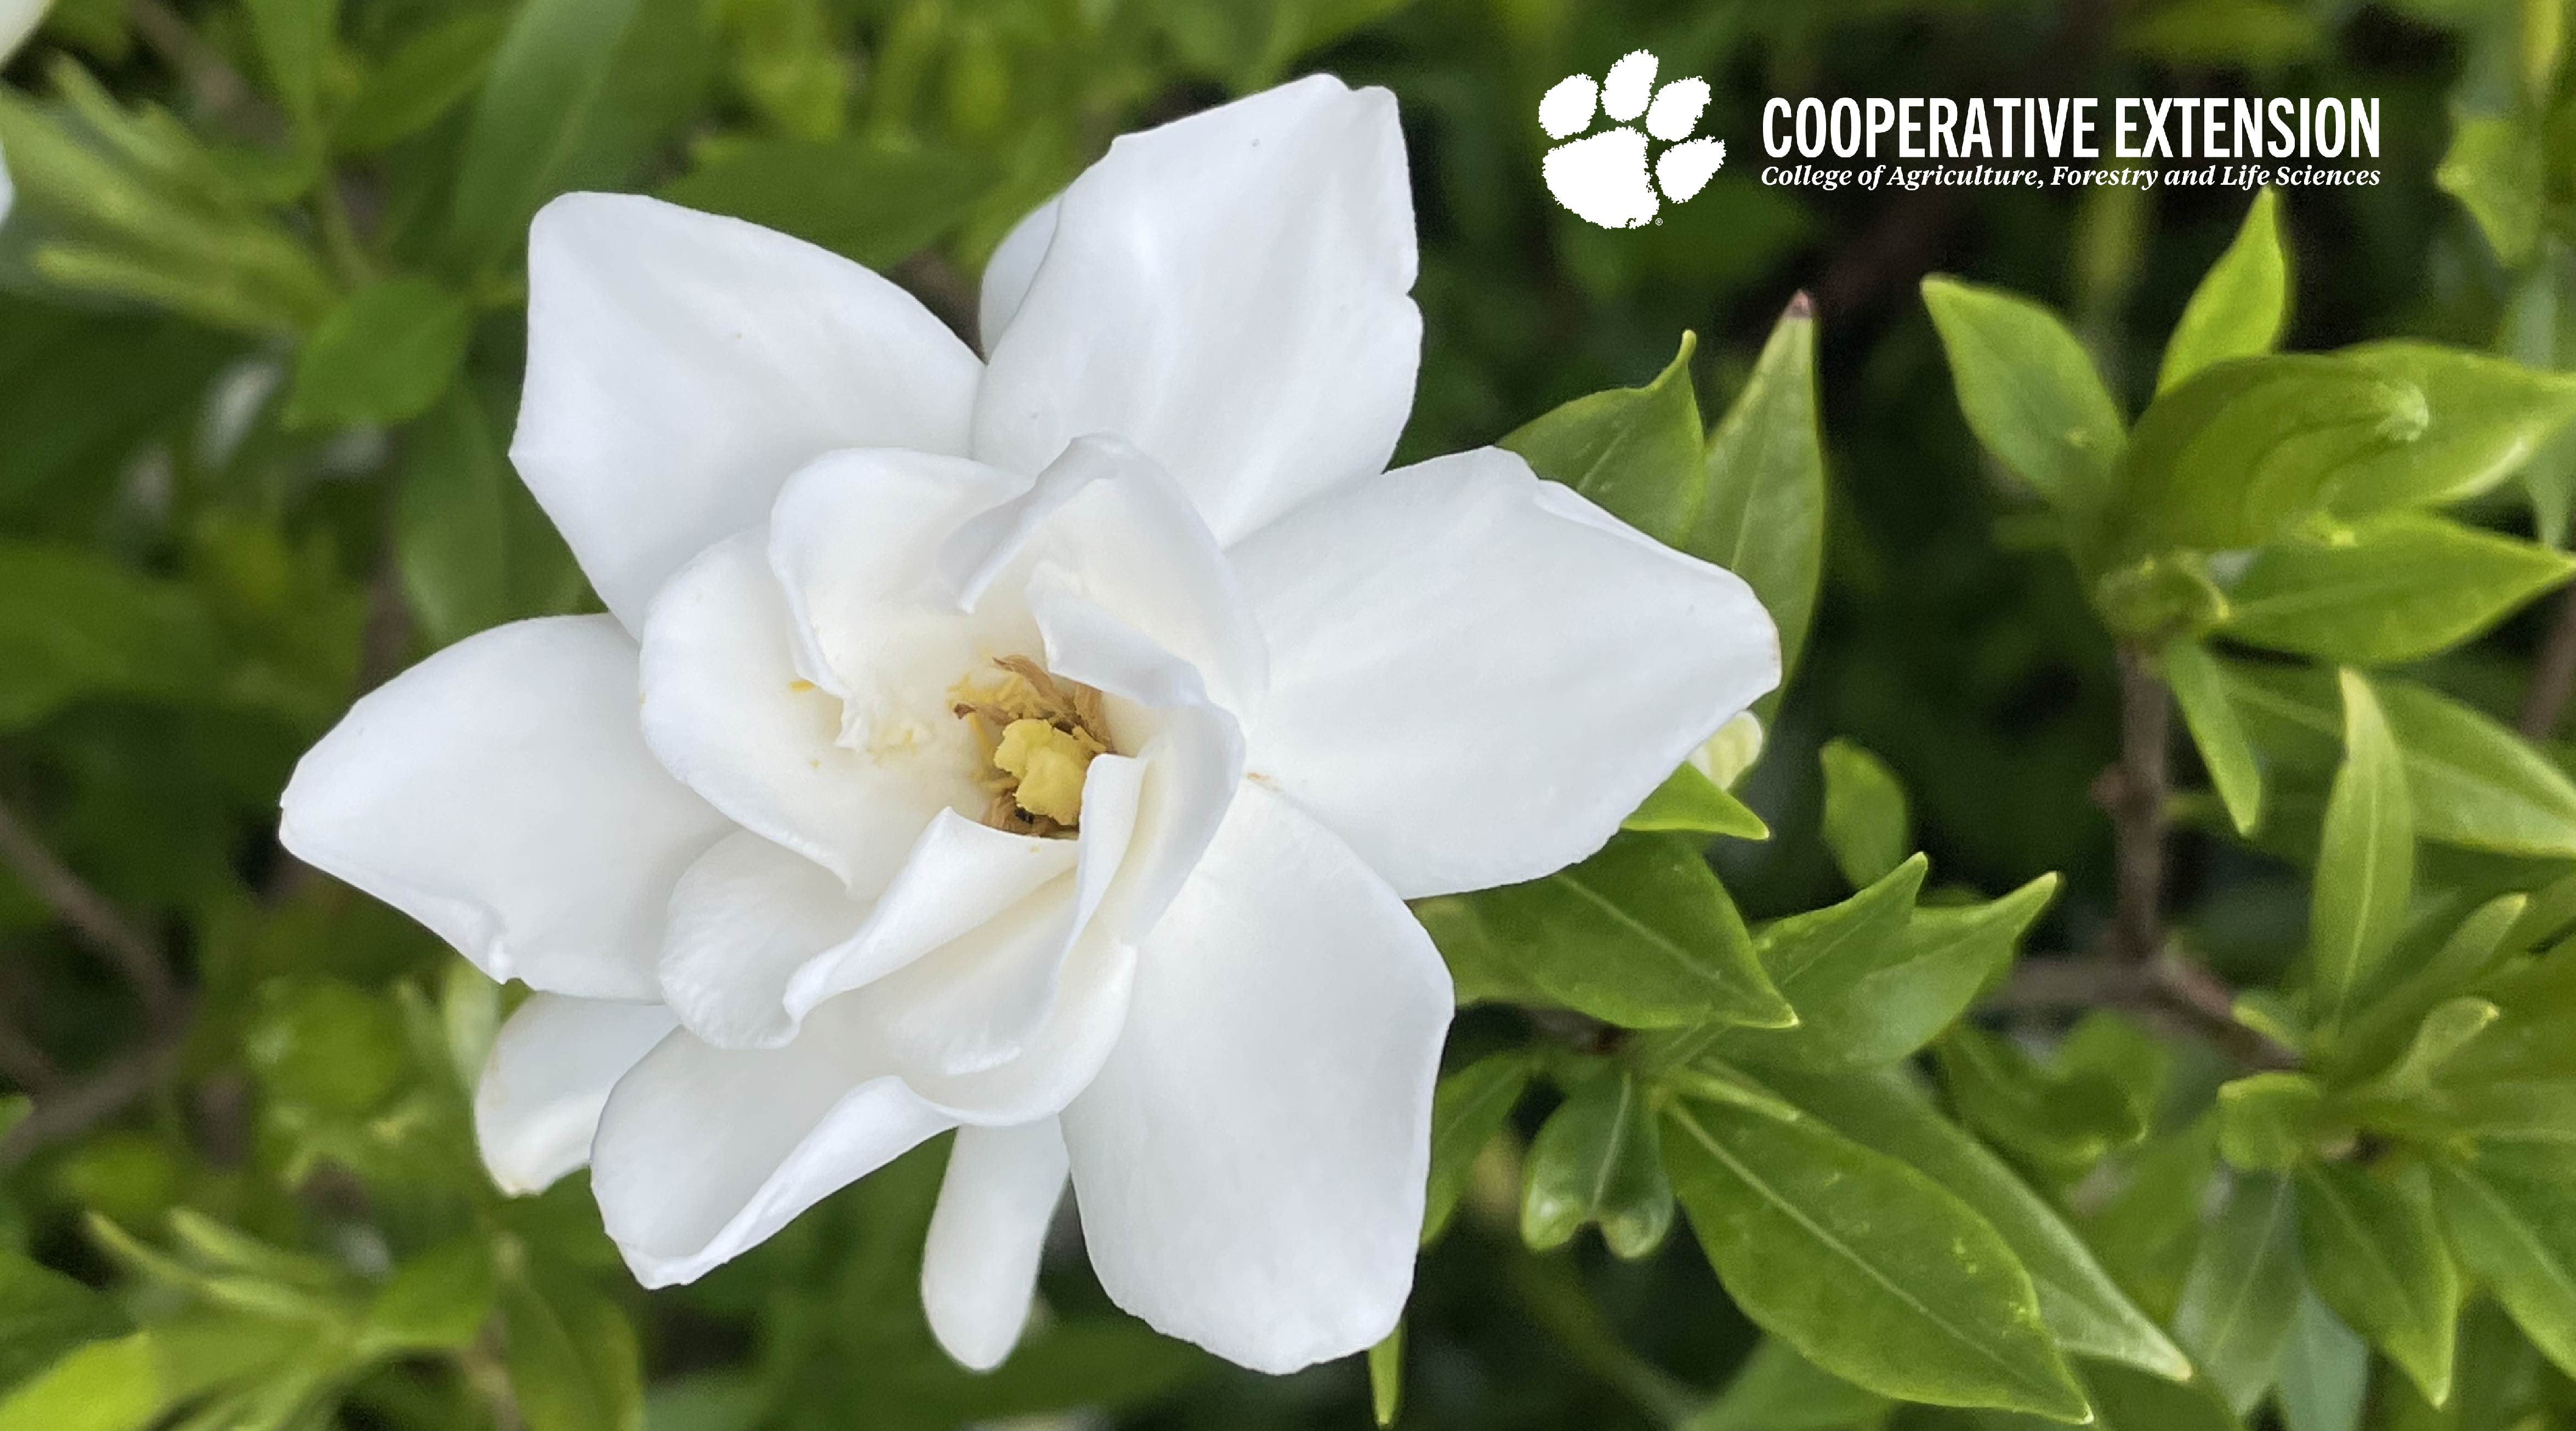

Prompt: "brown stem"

[126,0,261,130]
[2100,645,2172,966]
[0,794,183,1026]
[0,1025,189,1166]
[1989,953,2298,1069]
[2520,581,2576,739]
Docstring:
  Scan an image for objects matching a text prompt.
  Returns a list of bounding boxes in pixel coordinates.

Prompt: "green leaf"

[2220,513,2572,666]
[2428,1152,2576,1379]
[1921,275,2125,524]
[1503,333,1705,548]
[2170,1172,2302,1415]
[1687,296,1827,689]
[1422,1051,1533,1245]
[1686,1338,1895,1431]
[2083,1359,2247,1431]
[1719,864,2057,1072]
[1415,832,1793,1030]
[395,387,514,647]
[449,0,646,267]
[1623,761,1769,840]
[0,1332,163,1431]
[1661,1097,2091,1421]
[243,0,340,134]
[501,1262,644,1431]
[2351,995,2500,1099]
[1936,1027,2147,1184]
[0,543,223,731]
[2159,188,2288,393]
[659,138,994,270]
[2165,638,2264,834]
[1753,1066,2189,1379]
[285,277,473,430]
[1521,1070,1673,1259]
[0,1251,127,1395]
[357,1236,496,1358]
[2106,355,2425,558]
[2293,1163,2455,1405]
[2082,1121,2221,1325]
[2330,342,2576,515]
[1368,1321,1401,1428]
[335,13,510,154]
[1819,739,1911,888]
[2308,670,2413,1034]
[2273,1291,2367,1431]
[2437,111,2545,268]
[2216,1072,2329,1172]
[2222,664,2576,859]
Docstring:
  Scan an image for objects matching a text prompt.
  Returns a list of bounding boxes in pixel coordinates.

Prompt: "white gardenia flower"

[279,75,1778,1375]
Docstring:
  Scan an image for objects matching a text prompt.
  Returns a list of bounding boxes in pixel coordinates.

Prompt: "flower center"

[949,656,1112,837]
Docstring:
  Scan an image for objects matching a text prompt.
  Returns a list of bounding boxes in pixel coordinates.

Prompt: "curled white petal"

[474,994,678,1195]
[923,1119,1069,1371]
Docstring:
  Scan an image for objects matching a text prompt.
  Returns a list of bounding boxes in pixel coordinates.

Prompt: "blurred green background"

[0,0,2561,1427]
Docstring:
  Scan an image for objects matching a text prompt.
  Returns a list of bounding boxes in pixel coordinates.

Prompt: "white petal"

[977,196,1060,354]
[473,994,677,1194]
[898,927,1139,1127]
[0,0,39,66]
[922,1120,1069,1371]
[855,756,1140,1077]
[513,193,980,628]
[638,531,975,887]
[1061,782,1452,1373]
[1230,447,1779,898]
[280,616,727,1000]
[974,76,1421,545]
[765,447,1032,734]
[659,830,865,1048]
[590,1017,952,1287]
[942,435,1266,714]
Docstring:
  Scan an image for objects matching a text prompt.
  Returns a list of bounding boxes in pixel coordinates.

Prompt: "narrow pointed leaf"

[1504,333,1705,548]
[1688,296,1826,690]
[1922,275,2126,522]
[2171,1172,2302,1415]
[1818,738,1910,889]
[2159,188,2288,393]
[2294,1163,2455,1406]
[2165,637,2264,834]
[1521,1070,1673,1259]
[2220,513,2573,666]
[1422,1051,1535,1245]
[2308,671,2412,1034]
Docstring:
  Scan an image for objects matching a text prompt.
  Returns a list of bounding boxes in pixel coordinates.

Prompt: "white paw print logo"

[1540,51,1726,229]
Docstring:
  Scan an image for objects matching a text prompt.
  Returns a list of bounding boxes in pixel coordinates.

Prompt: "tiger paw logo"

[1540,51,1725,229]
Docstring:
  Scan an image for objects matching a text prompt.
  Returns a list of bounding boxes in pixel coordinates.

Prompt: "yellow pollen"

[948,656,1112,837]
[993,719,1096,825]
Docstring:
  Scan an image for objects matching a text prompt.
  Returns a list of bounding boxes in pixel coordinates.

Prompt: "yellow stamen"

[993,719,1097,825]
[948,656,1112,836]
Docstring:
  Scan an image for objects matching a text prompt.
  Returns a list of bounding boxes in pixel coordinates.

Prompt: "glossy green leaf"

[2223,663,2576,859]
[1415,832,1792,1030]
[449,0,645,266]
[2082,1121,2221,1325]
[1936,1026,2146,1184]
[1688,296,1826,688]
[2220,513,2573,665]
[335,13,510,154]
[1521,1070,1673,1258]
[2159,188,2288,393]
[2330,342,2576,515]
[2107,355,2424,558]
[1624,760,1769,840]
[1504,333,1705,548]
[0,1332,162,1431]
[659,138,993,270]
[2165,638,2264,834]
[1422,1051,1533,1245]
[285,277,473,430]
[1921,275,2125,522]
[502,1262,644,1431]
[1721,864,2055,1072]
[1686,1338,1895,1431]
[396,387,513,646]
[2170,1172,2302,1415]
[1368,1321,1401,1428]
[2273,1291,2366,1431]
[2428,1152,2576,1379]
[2438,112,2545,266]
[2083,1360,2246,1431]
[1662,1097,2089,1421]
[1819,739,1910,888]
[1754,1066,2189,1379]
[0,543,223,731]
[2308,671,2412,1034]
[2216,1072,2329,1172]
[2294,1163,2455,1405]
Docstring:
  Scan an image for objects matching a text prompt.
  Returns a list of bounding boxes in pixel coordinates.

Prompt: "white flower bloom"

[279,76,1778,1375]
